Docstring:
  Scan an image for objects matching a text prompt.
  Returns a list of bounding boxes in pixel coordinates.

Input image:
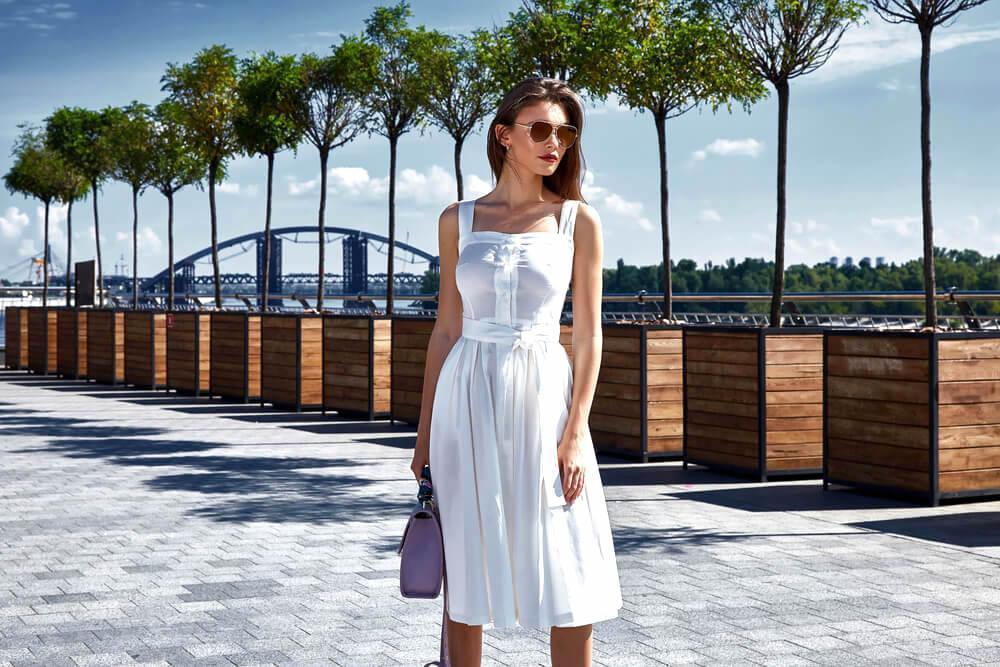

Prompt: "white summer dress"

[428,197,623,630]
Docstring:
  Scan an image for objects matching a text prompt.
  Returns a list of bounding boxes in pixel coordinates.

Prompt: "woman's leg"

[550,623,593,667]
[447,618,483,665]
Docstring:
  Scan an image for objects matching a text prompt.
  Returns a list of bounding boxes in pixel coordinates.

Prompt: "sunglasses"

[511,121,578,149]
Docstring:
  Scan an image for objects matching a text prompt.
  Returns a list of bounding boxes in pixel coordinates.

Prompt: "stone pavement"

[2,370,1000,667]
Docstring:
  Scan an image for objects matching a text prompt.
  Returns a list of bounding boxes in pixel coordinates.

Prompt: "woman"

[410,76,623,666]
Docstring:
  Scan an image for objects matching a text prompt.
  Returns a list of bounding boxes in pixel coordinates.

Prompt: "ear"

[494,123,509,147]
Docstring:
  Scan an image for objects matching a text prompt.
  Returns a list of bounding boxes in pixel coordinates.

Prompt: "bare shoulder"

[573,201,603,241]
[439,201,461,230]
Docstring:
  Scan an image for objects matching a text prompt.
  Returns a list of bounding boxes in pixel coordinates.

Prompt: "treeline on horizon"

[416,247,1000,315]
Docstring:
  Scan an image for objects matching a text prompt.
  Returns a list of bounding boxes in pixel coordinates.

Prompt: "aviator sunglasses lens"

[529,121,577,147]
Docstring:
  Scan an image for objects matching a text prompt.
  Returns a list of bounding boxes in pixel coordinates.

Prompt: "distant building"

[876,256,887,268]
[860,257,872,268]
[829,256,838,267]
[843,256,854,268]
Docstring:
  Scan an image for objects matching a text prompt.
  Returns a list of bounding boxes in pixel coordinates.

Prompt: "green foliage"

[104,101,156,193]
[711,0,867,83]
[602,251,1000,316]
[293,37,379,153]
[235,51,304,159]
[423,33,499,141]
[363,1,450,140]
[160,44,241,170]
[4,125,64,204]
[472,0,619,98]
[150,100,208,196]
[599,0,768,117]
[44,106,116,187]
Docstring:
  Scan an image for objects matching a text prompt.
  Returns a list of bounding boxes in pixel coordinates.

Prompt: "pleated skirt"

[428,335,623,630]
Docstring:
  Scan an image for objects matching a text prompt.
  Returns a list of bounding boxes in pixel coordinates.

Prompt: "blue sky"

[1,0,999,284]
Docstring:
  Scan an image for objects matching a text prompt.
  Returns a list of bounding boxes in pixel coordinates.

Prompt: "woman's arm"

[558,202,604,503]
[410,202,464,480]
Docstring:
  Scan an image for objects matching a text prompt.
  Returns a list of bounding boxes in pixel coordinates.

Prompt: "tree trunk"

[262,152,275,311]
[92,178,104,307]
[454,136,465,201]
[131,186,139,309]
[167,191,175,310]
[209,158,222,309]
[654,109,672,321]
[386,136,398,317]
[920,24,937,329]
[66,199,73,308]
[42,200,50,308]
[770,78,791,328]
[317,148,329,311]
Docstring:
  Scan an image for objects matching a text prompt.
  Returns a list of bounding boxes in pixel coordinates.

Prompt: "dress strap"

[457,199,474,244]
[558,199,580,239]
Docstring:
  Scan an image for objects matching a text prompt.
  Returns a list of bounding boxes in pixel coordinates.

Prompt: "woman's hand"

[557,429,588,505]
[410,436,430,482]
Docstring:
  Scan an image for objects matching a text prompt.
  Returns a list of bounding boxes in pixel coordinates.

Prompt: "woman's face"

[496,101,573,177]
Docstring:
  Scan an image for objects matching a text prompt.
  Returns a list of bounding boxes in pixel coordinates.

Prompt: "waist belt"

[460,317,566,508]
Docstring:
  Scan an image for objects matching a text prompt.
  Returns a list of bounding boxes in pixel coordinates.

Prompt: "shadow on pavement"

[675,483,916,512]
[852,511,1000,548]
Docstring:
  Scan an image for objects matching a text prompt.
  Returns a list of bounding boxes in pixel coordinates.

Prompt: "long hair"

[486,77,587,202]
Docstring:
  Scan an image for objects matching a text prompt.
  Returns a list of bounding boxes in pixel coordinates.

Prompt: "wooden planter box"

[323,315,391,420]
[210,312,261,402]
[124,311,167,389]
[683,326,824,479]
[56,308,88,379]
[4,306,28,370]
[825,330,1000,506]
[166,311,211,396]
[390,317,436,425]
[589,322,684,462]
[260,313,323,411]
[27,307,58,375]
[87,310,125,385]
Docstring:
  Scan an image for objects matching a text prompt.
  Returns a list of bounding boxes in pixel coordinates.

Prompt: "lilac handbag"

[398,465,451,666]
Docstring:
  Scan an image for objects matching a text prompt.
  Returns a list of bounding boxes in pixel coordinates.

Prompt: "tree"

[364,1,448,316]
[150,100,207,310]
[105,102,156,308]
[291,40,378,310]
[424,34,499,200]
[235,51,304,310]
[712,0,864,327]
[45,107,116,306]
[4,125,64,306]
[870,0,992,329]
[473,0,618,97]
[598,0,767,320]
[54,159,89,307]
[161,44,242,309]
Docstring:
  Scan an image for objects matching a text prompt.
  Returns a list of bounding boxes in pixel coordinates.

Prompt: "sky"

[0,0,999,284]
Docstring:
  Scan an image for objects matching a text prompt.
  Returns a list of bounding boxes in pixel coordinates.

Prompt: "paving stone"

[3,375,1000,665]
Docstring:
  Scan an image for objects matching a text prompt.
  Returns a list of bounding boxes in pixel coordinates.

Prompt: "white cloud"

[36,202,67,241]
[692,138,764,161]
[582,171,655,232]
[871,215,919,237]
[287,164,470,206]
[812,15,1000,83]
[115,231,128,242]
[217,181,257,197]
[0,206,29,239]
[138,226,162,255]
[698,209,722,223]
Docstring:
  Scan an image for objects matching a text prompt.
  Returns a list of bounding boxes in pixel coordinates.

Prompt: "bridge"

[140,225,440,296]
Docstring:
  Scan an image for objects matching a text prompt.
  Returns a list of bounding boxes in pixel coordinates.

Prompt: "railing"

[4,289,999,332]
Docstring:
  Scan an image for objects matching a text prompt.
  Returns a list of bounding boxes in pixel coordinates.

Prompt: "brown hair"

[486,77,587,202]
